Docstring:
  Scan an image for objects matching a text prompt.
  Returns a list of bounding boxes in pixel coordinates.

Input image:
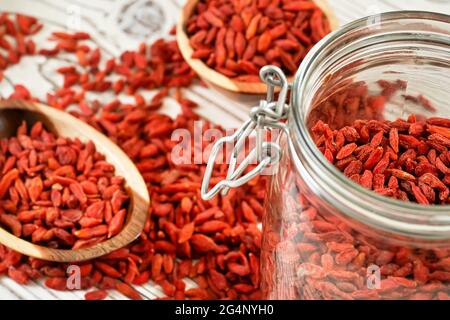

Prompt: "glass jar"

[202,11,450,300]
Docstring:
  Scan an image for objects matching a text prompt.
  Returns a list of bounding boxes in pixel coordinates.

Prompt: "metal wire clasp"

[201,65,291,200]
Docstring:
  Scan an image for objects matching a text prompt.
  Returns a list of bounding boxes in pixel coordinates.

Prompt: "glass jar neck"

[289,11,450,240]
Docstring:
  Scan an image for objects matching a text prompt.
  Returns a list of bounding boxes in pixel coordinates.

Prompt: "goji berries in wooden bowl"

[177,0,339,94]
[0,100,149,262]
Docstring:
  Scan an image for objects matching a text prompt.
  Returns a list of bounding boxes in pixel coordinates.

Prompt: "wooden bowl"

[0,100,149,262]
[177,0,339,94]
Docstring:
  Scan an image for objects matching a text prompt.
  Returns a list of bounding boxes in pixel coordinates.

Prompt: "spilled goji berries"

[0,121,129,249]
[0,13,41,76]
[0,13,265,300]
[186,0,331,81]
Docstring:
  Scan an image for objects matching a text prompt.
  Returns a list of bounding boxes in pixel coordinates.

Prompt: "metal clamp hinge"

[201,66,291,200]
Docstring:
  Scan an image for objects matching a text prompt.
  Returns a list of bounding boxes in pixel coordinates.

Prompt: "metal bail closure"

[201,65,291,200]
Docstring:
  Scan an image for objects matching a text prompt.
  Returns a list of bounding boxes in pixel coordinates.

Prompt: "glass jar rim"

[290,11,450,239]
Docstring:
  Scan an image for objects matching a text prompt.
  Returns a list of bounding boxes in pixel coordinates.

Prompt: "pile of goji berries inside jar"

[310,80,450,205]
[261,77,450,300]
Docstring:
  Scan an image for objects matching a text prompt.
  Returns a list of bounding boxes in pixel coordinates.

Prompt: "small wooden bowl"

[0,100,149,262]
[177,0,340,94]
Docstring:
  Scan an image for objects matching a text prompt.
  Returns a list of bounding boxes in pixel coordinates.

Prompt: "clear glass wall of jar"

[261,12,450,300]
